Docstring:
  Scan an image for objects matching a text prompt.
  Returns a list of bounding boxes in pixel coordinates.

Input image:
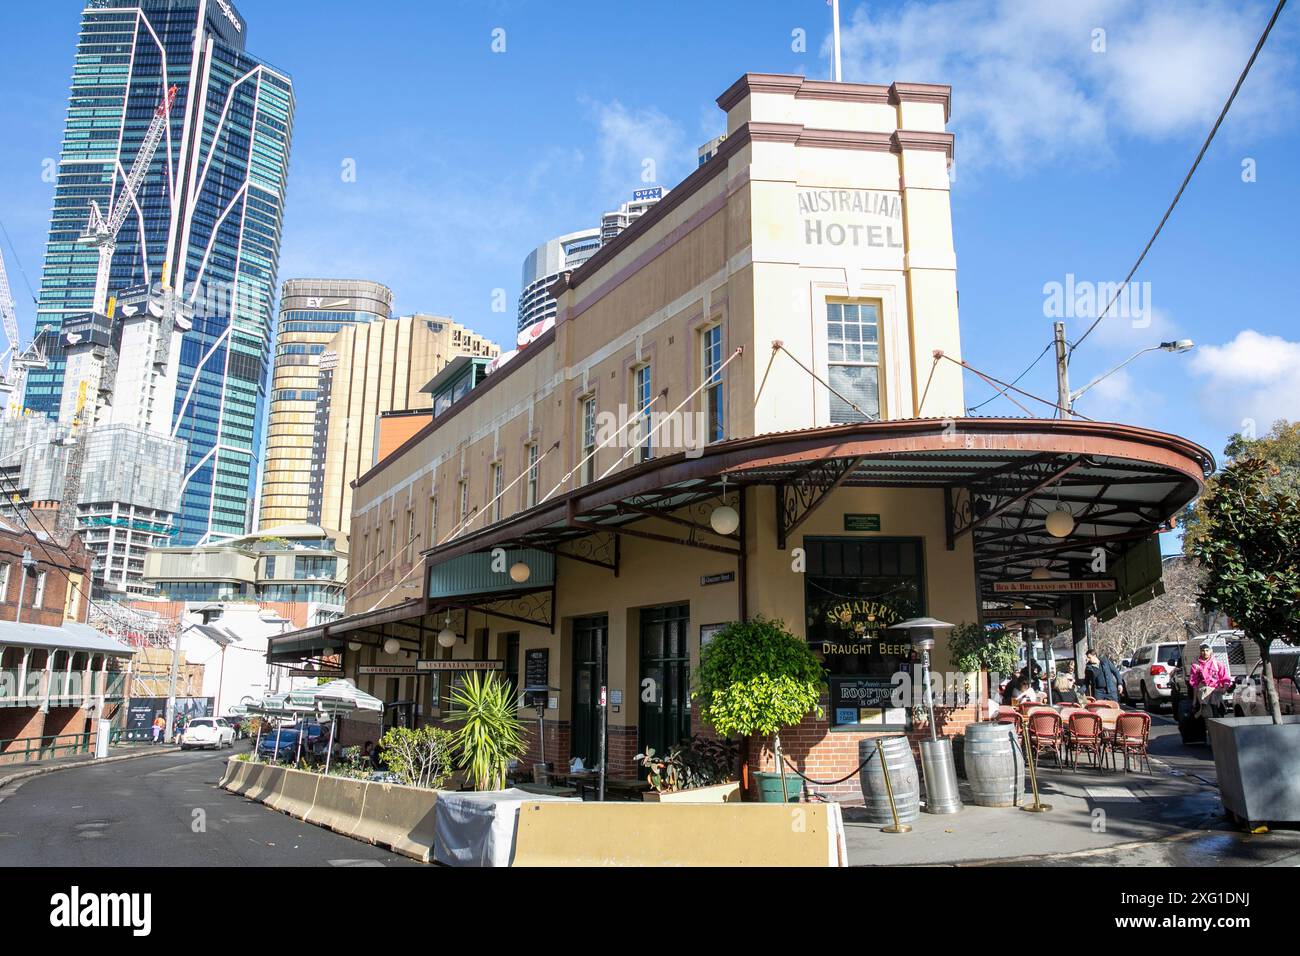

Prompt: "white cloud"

[583,98,689,194]
[837,0,1296,171]
[1188,329,1300,429]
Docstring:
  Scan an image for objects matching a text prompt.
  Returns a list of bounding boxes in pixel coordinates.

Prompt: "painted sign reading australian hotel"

[798,189,903,248]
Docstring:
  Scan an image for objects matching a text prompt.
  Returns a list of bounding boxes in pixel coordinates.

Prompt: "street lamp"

[1065,339,1195,412]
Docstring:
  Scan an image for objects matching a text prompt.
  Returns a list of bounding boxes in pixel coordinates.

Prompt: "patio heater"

[893,617,962,815]
[522,684,560,785]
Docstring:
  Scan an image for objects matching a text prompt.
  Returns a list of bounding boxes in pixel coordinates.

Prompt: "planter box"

[1207,715,1300,825]
[643,781,742,803]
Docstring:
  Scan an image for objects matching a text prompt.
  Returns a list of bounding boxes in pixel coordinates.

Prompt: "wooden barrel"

[963,722,1025,807]
[858,735,921,824]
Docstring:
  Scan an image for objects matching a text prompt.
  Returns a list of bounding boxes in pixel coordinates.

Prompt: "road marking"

[328,859,384,867]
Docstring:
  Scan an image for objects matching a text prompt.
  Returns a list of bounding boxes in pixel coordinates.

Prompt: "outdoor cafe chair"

[1065,711,1106,771]
[1111,712,1152,774]
[995,707,1023,734]
[1026,710,1064,768]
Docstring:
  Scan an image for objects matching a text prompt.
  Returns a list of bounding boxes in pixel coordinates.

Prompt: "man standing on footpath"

[1085,649,1123,702]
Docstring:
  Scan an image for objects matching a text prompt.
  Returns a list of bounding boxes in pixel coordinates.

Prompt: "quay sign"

[798,188,903,249]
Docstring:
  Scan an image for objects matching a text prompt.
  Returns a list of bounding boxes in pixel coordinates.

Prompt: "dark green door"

[639,604,691,759]
[570,615,607,767]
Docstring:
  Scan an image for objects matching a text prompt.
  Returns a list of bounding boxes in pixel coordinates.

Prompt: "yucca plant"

[446,671,527,790]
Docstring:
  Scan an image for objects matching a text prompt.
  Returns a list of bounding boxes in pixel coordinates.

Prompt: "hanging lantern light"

[382,637,401,655]
[437,612,458,648]
[509,561,531,583]
[1030,566,1053,581]
[1044,506,1075,538]
[347,641,361,652]
[709,476,740,535]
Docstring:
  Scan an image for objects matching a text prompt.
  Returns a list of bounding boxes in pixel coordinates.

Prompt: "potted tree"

[1192,457,1300,826]
[446,671,527,791]
[694,616,825,803]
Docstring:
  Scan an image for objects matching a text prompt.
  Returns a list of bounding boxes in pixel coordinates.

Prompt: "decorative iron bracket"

[775,455,865,550]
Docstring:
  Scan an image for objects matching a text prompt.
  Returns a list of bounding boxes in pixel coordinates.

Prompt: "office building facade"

[259,279,394,528]
[517,189,667,335]
[26,0,294,545]
[303,314,498,534]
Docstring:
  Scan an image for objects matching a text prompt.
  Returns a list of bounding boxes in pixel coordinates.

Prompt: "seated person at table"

[1054,662,1080,703]
[1011,678,1042,705]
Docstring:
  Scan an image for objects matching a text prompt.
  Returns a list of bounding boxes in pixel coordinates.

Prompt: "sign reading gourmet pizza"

[798,188,903,249]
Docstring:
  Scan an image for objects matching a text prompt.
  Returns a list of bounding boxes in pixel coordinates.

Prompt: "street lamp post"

[1053,324,1194,417]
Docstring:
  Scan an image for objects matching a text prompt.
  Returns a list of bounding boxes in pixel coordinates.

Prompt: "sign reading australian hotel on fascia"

[798,188,903,251]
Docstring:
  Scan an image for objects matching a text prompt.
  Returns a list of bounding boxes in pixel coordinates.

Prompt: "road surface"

[0,743,419,867]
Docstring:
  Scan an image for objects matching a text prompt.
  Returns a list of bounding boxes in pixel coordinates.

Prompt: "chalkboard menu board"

[524,648,549,706]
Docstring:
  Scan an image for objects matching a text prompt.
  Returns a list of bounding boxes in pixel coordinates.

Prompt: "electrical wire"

[967,341,1051,414]
[1070,0,1287,357]
[0,217,39,305]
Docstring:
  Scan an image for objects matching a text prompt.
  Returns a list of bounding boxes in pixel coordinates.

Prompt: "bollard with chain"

[1020,720,1052,813]
[876,738,912,834]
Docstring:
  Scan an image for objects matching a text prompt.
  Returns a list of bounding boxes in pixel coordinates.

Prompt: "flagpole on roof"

[831,0,842,82]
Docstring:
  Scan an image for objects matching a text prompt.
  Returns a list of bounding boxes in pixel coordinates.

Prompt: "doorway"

[570,615,607,767]
[639,604,691,759]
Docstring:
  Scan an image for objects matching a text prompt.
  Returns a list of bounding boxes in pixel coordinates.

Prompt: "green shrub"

[694,616,825,737]
[948,622,1020,676]
[378,725,456,789]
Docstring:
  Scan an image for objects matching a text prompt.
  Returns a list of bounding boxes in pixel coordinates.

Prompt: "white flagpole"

[831,0,843,81]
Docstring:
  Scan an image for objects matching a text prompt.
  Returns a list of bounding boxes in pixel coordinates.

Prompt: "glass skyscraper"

[26,0,294,544]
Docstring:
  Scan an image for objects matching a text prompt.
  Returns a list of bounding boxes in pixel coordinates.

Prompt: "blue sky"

[2,0,1298,544]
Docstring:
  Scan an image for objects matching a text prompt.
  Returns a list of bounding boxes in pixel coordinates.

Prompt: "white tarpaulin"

[434,788,578,867]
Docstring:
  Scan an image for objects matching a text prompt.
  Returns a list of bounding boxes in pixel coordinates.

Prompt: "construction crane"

[78,84,178,316]
[0,248,45,413]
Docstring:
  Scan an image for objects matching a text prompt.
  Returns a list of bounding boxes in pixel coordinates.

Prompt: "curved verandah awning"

[269,417,1212,662]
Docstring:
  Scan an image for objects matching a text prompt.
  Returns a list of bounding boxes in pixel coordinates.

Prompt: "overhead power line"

[1070,0,1288,357]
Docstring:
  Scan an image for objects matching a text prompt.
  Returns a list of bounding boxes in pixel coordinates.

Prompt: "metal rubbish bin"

[532,762,551,786]
[919,738,963,814]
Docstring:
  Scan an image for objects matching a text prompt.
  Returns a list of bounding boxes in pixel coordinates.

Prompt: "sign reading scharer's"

[798,188,903,248]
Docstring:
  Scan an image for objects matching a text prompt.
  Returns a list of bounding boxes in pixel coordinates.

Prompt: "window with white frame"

[33,572,46,609]
[632,364,653,462]
[581,395,597,484]
[429,495,438,547]
[406,509,416,562]
[0,563,9,602]
[826,301,882,423]
[458,479,470,523]
[702,325,725,442]
[526,444,539,508]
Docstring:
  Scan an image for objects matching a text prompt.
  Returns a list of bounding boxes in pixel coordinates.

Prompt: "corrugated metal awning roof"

[0,621,136,657]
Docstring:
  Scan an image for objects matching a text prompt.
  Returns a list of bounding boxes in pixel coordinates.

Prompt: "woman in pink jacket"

[1189,643,1232,718]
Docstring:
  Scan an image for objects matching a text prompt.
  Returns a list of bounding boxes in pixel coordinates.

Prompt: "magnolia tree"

[1192,458,1300,725]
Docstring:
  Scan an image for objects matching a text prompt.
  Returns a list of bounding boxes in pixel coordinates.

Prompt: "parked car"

[256,723,324,761]
[1119,641,1183,711]
[1233,651,1300,718]
[181,717,235,750]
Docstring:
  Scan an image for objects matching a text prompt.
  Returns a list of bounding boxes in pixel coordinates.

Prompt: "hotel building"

[269,74,1211,796]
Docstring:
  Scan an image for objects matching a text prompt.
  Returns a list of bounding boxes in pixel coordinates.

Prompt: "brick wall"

[748,703,982,801]
[0,527,94,627]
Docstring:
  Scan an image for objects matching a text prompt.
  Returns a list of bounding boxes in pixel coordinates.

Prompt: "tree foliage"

[1087,556,1210,661]
[1183,420,1300,553]
[694,616,825,737]
[1191,456,1300,725]
[947,622,1020,676]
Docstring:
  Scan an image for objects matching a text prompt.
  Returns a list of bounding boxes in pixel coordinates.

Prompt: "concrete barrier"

[513,802,848,866]
[304,774,369,838]
[354,781,440,863]
[242,762,284,802]
[264,765,322,820]
[218,758,245,791]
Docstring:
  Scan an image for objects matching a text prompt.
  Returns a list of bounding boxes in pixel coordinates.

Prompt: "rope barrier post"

[1020,720,1052,813]
[876,738,911,834]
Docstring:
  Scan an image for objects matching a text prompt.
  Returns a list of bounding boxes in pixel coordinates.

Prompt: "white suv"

[1120,641,1182,711]
[181,717,235,750]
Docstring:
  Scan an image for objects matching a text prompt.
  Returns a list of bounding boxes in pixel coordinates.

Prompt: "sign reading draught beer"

[992,579,1116,594]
